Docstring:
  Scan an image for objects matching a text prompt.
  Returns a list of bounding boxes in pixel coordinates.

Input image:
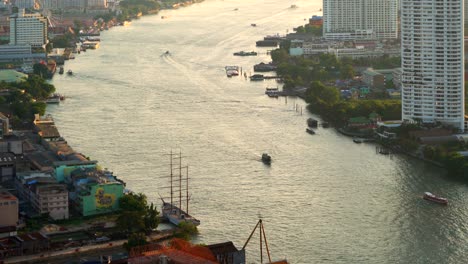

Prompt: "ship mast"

[186,165,189,214]
[179,150,182,212]
[170,150,173,210]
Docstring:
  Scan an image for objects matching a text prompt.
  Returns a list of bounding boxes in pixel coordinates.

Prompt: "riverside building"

[322,0,398,40]
[9,9,48,48]
[401,0,465,131]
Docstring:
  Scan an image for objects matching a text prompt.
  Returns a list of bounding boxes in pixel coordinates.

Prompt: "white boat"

[160,151,200,227]
[225,66,239,77]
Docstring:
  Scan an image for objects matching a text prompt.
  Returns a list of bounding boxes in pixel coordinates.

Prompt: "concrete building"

[9,9,48,48]
[12,0,34,9]
[323,0,398,40]
[0,44,45,63]
[68,168,124,216]
[0,187,18,227]
[362,69,385,90]
[33,114,61,142]
[15,172,69,220]
[401,0,465,131]
[87,0,107,9]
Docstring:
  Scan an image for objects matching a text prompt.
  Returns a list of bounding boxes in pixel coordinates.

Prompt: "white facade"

[87,0,107,8]
[323,0,398,40]
[401,0,465,131]
[9,9,48,48]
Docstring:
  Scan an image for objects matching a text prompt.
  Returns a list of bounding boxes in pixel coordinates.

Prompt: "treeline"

[119,0,160,20]
[271,47,400,90]
[305,81,401,126]
[0,75,55,127]
[293,24,322,36]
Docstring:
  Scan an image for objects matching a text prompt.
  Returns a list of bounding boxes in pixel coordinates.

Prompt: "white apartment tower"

[9,9,48,48]
[323,0,398,40]
[401,0,465,131]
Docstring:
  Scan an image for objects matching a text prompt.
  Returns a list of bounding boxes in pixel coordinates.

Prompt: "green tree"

[175,222,198,241]
[117,192,160,234]
[123,232,148,251]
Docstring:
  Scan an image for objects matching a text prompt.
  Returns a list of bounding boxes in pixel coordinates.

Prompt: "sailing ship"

[160,151,200,227]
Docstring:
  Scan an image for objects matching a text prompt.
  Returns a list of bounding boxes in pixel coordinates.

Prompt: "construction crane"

[243,219,273,264]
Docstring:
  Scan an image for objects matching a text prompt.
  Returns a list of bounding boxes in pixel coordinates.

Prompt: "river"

[48,0,468,263]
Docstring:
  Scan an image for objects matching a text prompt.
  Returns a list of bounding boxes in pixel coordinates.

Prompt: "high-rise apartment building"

[323,0,398,40]
[401,0,465,131]
[9,9,48,48]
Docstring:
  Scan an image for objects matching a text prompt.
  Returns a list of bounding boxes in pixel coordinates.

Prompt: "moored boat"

[233,51,257,56]
[225,66,239,77]
[307,118,318,128]
[67,70,73,75]
[58,67,64,74]
[423,192,448,205]
[160,151,200,227]
[261,153,271,165]
[306,128,315,135]
[250,74,264,81]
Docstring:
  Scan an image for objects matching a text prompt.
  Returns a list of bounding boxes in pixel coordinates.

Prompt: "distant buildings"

[401,0,465,131]
[9,9,48,48]
[289,39,400,59]
[322,0,398,40]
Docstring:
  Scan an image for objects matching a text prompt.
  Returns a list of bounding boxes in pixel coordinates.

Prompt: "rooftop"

[0,188,17,201]
[0,70,28,83]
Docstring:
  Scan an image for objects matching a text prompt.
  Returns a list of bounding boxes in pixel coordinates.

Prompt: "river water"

[47,0,468,263]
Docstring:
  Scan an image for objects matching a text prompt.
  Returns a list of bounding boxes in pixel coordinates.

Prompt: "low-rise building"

[362,69,385,90]
[0,45,45,63]
[309,15,323,27]
[69,168,124,216]
[33,114,61,142]
[0,187,18,228]
[15,172,69,220]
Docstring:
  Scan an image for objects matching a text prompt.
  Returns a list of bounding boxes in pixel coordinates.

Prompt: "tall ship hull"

[162,201,200,226]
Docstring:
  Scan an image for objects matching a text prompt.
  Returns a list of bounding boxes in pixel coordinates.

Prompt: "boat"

[353,137,364,143]
[44,93,65,104]
[225,66,239,77]
[160,151,201,227]
[306,128,315,135]
[58,67,64,74]
[251,23,257,27]
[290,4,298,8]
[423,192,448,205]
[250,74,264,81]
[233,8,238,11]
[379,148,391,155]
[254,62,277,72]
[265,87,281,97]
[307,118,318,128]
[233,51,257,56]
[261,153,271,165]
[165,50,170,55]
[67,70,73,75]
[256,40,278,47]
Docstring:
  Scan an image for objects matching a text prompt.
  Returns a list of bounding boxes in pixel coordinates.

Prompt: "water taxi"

[423,192,448,205]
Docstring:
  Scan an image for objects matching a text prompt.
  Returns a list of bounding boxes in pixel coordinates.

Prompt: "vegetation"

[118,0,160,20]
[0,75,55,127]
[174,222,198,240]
[116,192,160,235]
[123,232,148,251]
[293,24,322,36]
[304,81,401,127]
